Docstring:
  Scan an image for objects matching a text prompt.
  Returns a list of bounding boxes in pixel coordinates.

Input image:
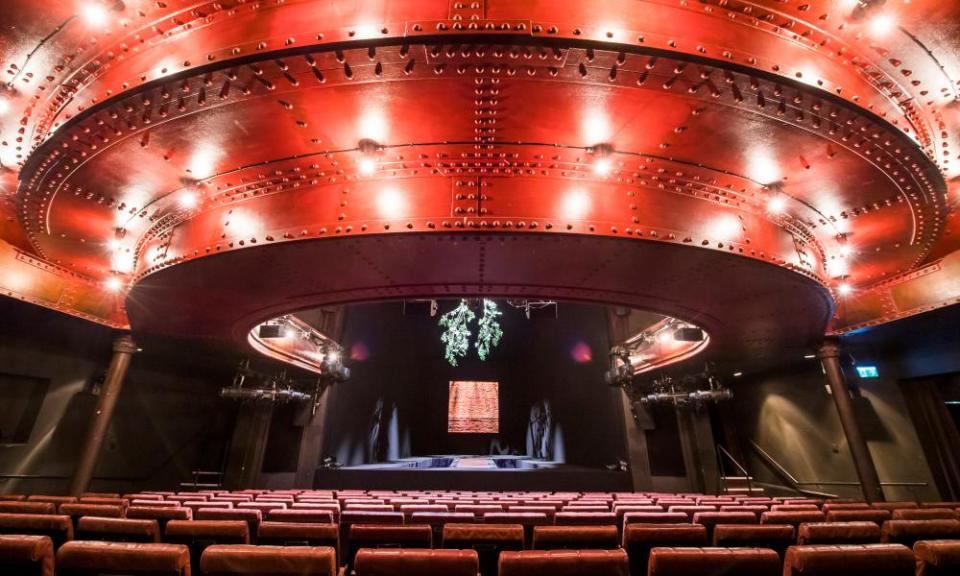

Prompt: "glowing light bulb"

[562,189,591,219]
[837,283,853,296]
[107,238,121,251]
[178,191,198,209]
[658,331,673,344]
[768,196,787,214]
[839,244,853,258]
[868,14,897,37]
[359,157,377,176]
[80,3,109,26]
[105,276,123,292]
[327,350,341,363]
[593,158,613,177]
[376,188,407,217]
[0,97,10,116]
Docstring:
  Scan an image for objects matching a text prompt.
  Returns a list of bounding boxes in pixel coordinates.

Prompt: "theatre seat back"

[796,522,882,545]
[256,521,339,560]
[0,535,54,576]
[125,506,192,530]
[164,519,250,573]
[892,508,959,521]
[712,524,794,559]
[647,547,780,576]
[783,543,914,576]
[76,517,161,543]
[824,509,890,524]
[0,502,57,515]
[442,523,524,576]
[56,541,190,576]
[914,540,960,576]
[760,511,825,527]
[622,523,707,576]
[0,513,74,549]
[532,526,620,550]
[881,519,960,548]
[347,524,432,568]
[499,549,628,576]
[199,544,336,576]
[354,548,479,576]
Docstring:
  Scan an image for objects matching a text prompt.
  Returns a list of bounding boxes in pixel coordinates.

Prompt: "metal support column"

[68,334,138,496]
[818,339,885,502]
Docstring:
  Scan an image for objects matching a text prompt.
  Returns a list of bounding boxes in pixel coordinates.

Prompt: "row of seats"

[2,536,959,576]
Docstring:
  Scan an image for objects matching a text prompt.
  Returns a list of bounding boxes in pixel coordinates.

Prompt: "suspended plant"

[475,299,503,360]
[439,299,475,366]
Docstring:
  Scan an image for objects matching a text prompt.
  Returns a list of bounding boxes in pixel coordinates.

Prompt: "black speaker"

[673,327,705,342]
[258,324,283,338]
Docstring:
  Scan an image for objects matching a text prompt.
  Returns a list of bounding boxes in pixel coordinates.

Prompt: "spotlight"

[838,283,853,296]
[839,244,853,258]
[593,158,613,177]
[733,372,743,378]
[0,97,9,116]
[590,143,615,177]
[80,2,111,26]
[358,157,377,176]
[868,13,897,36]
[107,238,121,251]
[767,196,787,214]
[178,191,198,209]
[657,331,673,344]
[104,276,123,292]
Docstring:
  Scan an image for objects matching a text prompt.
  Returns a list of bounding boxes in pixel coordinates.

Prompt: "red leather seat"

[0,535,54,576]
[409,512,475,543]
[26,496,77,507]
[771,505,821,512]
[164,519,250,573]
[347,524,433,568]
[872,502,919,512]
[266,509,335,524]
[824,509,891,524]
[532,526,620,550]
[760,510,825,528]
[257,521,339,555]
[783,543,914,575]
[914,540,960,576]
[881,519,960,548]
[199,544,336,576]
[195,508,263,539]
[622,512,690,527]
[483,513,550,548]
[499,549,628,576]
[0,496,27,502]
[76,517,161,543]
[691,512,757,541]
[796,522,882,545]
[442,523,524,576]
[666,506,716,520]
[56,541,190,576]
[0,502,57,515]
[400,505,449,520]
[553,512,617,528]
[126,506,192,530]
[892,508,959,521]
[354,548,478,576]
[647,547,779,576]
[712,524,794,559]
[622,523,707,576]
[58,504,125,530]
[0,513,73,549]
[505,506,557,522]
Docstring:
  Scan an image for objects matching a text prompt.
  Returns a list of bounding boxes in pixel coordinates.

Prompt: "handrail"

[716,444,752,496]
[749,441,839,499]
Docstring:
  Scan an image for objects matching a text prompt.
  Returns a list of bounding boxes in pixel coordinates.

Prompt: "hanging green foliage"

[438,299,475,366]
[475,299,503,360]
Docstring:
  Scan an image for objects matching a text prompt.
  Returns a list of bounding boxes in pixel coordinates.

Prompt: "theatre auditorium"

[2,0,960,574]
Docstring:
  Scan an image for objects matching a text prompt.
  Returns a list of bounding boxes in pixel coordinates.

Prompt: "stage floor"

[314,455,632,491]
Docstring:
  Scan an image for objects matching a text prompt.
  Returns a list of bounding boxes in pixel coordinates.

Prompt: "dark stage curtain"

[900,378,960,500]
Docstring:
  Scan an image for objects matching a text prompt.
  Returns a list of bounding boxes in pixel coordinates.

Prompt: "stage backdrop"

[448,381,499,434]
[319,301,627,467]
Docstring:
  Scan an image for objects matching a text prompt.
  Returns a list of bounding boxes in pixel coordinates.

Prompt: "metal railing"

[716,444,753,496]
[749,441,928,499]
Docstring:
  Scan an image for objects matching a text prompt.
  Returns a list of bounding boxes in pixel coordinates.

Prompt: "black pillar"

[68,334,137,496]
[818,339,885,502]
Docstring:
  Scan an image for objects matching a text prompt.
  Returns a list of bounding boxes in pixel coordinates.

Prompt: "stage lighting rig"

[221,358,346,415]
[506,299,558,320]
[604,345,635,387]
[626,364,733,411]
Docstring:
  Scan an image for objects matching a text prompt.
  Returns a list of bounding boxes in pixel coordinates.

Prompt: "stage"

[313,456,632,491]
